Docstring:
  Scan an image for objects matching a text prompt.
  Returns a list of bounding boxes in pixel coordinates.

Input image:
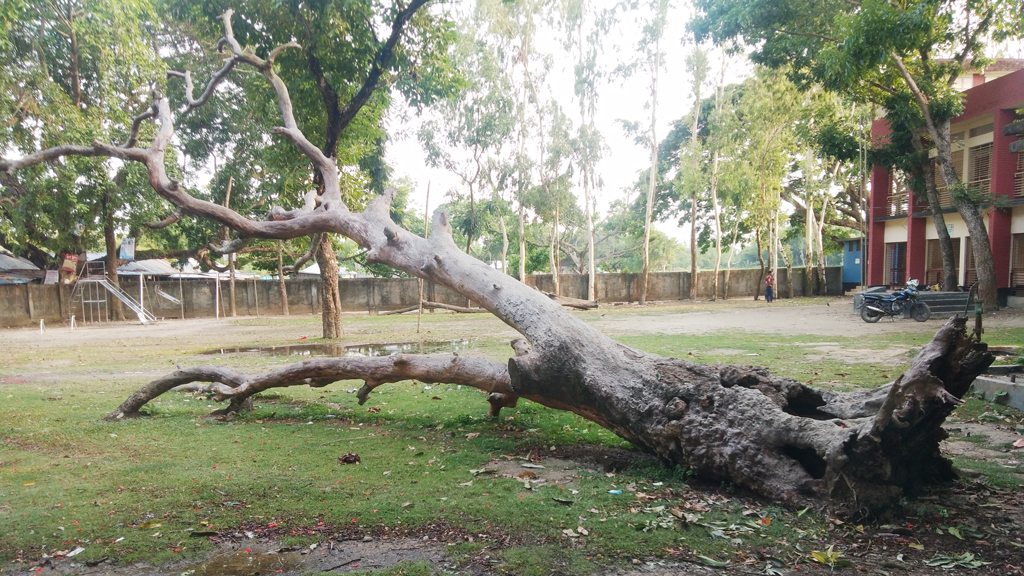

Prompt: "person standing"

[765,272,774,303]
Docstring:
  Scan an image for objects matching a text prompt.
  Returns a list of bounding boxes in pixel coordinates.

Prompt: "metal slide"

[70,261,158,324]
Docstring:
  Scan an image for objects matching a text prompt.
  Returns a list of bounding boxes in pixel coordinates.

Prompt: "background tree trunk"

[911,134,957,292]
[315,234,343,339]
[277,240,289,316]
[101,192,125,321]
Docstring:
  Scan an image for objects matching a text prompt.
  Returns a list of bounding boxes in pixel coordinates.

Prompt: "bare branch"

[105,354,513,420]
[281,233,323,274]
[145,208,184,230]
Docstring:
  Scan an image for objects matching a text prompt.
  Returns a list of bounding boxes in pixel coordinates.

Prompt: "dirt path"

[590,297,1024,337]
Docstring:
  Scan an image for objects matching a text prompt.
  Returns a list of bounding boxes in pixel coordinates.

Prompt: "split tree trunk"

[107,197,994,519]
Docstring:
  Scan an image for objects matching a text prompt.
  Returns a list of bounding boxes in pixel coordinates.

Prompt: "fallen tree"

[3,11,993,518]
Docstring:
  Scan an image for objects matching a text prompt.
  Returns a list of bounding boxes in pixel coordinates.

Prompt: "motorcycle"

[860,280,931,323]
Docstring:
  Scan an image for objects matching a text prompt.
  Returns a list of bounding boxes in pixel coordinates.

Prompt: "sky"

[383,0,752,245]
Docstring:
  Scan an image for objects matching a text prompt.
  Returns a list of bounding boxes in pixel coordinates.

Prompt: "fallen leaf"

[517,471,537,479]
[339,452,361,465]
[521,463,545,469]
[366,407,380,413]
[465,433,479,439]
[1014,438,1024,448]
[577,527,589,536]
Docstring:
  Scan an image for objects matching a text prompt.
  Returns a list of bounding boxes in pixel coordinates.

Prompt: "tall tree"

[166,0,459,336]
[419,19,513,258]
[0,0,167,309]
[680,47,709,300]
[692,0,1022,307]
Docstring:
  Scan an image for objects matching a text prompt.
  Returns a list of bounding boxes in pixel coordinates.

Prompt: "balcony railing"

[886,190,909,216]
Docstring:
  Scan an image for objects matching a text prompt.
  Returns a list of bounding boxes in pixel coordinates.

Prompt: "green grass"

[1,303,1023,574]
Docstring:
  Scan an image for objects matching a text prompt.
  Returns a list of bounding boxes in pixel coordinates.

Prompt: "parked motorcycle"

[860,280,931,323]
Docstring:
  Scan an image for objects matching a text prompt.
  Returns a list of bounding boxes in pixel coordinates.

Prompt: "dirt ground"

[3,299,1024,576]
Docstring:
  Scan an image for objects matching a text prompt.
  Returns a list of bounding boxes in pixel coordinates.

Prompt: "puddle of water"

[202,340,471,358]
[186,546,308,576]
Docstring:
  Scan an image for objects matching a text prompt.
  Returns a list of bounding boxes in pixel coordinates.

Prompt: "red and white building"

[867,61,1024,301]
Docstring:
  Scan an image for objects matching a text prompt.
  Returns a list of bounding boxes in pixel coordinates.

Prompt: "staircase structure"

[70,261,158,324]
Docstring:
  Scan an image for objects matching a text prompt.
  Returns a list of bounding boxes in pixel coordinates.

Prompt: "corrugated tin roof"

[116,259,181,276]
[0,252,39,271]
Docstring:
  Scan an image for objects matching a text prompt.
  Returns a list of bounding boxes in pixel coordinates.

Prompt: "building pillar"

[989,108,1018,288]
[867,164,891,286]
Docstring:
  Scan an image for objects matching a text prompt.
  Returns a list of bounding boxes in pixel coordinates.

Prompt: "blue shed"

[840,237,864,292]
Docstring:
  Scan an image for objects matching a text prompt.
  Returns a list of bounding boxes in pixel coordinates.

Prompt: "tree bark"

[816,197,828,296]
[277,240,290,315]
[315,234,344,339]
[910,133,958,292]
[724,219,739,300]
[755,228,765,300]
[101,191,125,321]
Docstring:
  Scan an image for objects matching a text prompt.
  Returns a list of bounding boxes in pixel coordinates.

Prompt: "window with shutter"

[925,239,960,286]
[1012,234,1024,288]
[967,143,992,197]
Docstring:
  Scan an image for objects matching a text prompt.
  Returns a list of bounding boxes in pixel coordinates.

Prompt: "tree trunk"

[639,37,660,306]
[518,202,526,281]
[110,201,994,517]
[816,197,828,296]
[894,62,997,307]
[724,219,739,300]
[101,192,125,321]
[755,228,765,300]
[277,240,289,316]
[584,167,596,301]
[499,214,509,275]
[910,134,958,292]
[930,119,997,302]
[805,149,816,294]
[551,202,560,296]
[315,234,344,339]
[781,248,794,299]
[710,151,722,301]
[228,253,237,317]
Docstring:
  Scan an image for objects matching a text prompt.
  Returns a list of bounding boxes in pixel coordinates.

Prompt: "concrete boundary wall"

[0,266,841,327]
